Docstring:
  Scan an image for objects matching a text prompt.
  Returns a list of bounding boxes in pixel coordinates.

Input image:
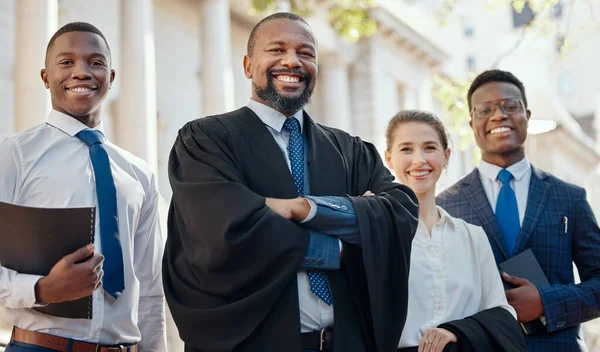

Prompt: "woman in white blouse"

[384,110,519,352]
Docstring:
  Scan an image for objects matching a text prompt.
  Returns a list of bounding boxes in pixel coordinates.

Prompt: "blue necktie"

[282,117,333,306]
[76,130,124,299]
[495,169,520,256]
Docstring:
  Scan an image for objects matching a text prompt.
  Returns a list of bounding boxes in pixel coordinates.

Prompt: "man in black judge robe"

[164,12,419,352]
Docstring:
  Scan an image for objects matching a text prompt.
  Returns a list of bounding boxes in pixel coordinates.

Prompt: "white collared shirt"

[0,110,167,350]
[478,157,532,225]
[398,207,516,348]
[246,99,335,333]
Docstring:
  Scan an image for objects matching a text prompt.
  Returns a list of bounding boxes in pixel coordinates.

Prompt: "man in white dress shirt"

[0,22,166,351]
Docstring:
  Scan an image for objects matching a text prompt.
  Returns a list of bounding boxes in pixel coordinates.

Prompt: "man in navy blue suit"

[437,69,600,351]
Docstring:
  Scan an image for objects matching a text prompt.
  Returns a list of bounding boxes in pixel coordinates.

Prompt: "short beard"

[254,69,313,115]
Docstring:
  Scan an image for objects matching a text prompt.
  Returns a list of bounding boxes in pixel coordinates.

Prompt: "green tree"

[250,0,378,41]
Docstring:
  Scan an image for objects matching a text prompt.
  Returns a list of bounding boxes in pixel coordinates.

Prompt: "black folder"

[499,248,550,335]
[0,201,95,319]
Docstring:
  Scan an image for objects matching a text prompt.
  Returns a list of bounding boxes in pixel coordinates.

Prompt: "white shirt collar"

[46,109,106,140]
[247,99,305,133]
[478,156,531,182]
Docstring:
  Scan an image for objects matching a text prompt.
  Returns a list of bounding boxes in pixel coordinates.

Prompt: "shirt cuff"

[300,197,318,223]
[10,274,43,309]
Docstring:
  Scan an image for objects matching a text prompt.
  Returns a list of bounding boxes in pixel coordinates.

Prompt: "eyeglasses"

[470,98,525,120]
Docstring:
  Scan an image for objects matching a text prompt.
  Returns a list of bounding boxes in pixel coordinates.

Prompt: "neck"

[416,190,438,230]
[482,149,525,169]
[56,107,102,129]
[251,95,303,117]
[73,115,101,129]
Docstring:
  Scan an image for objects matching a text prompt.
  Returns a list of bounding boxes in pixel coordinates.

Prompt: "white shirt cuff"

[10,274,43,309]
[300,198,318,223]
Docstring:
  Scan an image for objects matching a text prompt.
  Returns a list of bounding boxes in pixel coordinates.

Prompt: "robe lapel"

[237,107,298,198]
[513,166,551,255]
[305,114,348,196]
[462,169,511,261]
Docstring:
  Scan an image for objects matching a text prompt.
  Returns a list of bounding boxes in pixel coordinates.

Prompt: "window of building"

[556,34,565,53]
[466,56,477,72]
[558,71,572,94]
[463,20,475,38]
[512,1,535,28]
[552,1,563,19]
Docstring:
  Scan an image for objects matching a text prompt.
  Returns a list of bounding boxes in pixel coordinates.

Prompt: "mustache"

[267,68,310,80]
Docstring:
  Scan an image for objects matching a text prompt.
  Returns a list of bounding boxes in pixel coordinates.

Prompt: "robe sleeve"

[438,307,528,351]
[163,118,309,351]
[342,137,420,352]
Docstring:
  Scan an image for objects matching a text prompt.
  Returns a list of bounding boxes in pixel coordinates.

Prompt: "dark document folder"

[499,248,551,336]
[0,201,95,319]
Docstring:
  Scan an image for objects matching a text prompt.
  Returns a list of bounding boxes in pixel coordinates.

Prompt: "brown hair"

[385,110,450,151]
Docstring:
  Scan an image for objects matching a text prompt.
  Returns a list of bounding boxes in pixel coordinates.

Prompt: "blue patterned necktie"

[76,130,124,299]
[495,169,520,256]
[282,117,333,306]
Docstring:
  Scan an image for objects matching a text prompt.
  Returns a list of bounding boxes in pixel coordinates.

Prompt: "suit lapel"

[237,107,298,198]
[305,113,347,196]
[513,166,551,254]
[462,169,511,260]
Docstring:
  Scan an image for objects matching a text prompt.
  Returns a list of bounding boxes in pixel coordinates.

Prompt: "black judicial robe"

[164,107,419,352]
[438,307,528,351]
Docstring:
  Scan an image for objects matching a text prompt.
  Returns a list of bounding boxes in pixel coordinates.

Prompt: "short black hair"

[246,12,310,56]
[45,22,111,64]
[467,69,527,111]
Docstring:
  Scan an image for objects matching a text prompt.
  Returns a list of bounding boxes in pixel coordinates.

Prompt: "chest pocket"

[531,212,573,278]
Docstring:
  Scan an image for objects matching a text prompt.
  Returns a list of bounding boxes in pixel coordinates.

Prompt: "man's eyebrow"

[54,52,108,59]
[265,41,316,50]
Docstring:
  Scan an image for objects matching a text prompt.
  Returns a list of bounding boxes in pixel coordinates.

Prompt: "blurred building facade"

[0,0,599,350]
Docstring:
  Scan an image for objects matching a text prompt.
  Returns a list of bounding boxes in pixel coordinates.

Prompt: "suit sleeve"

[538,188,600,332]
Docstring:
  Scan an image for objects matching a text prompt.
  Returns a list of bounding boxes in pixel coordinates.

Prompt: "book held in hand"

[499,248,550,336]
[0,201,95,319]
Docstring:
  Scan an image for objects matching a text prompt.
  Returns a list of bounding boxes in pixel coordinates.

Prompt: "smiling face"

[385,121,450,198]
[243,18,317,116]
[41,31,115,123]
[469,81,531,167]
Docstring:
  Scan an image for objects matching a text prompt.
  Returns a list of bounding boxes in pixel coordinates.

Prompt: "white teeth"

[490,127,511,134]
[409,170,431,177]
[70,87,93,92]
[276,75,300,83]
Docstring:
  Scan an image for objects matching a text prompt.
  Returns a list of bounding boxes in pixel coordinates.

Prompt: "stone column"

[200,0,234,116]
[14,0,58,131]
[596,92,600,153]
[275,0,291,11]
[319,54,352,133]
[403,88,419,110]
[117,0,158,172]
[418,75,434,111]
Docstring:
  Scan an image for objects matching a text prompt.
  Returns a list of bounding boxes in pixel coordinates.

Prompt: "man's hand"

[265,197,310,222]
[418,328,457,352]
[503,272,544,322]
[35,244,104,304]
